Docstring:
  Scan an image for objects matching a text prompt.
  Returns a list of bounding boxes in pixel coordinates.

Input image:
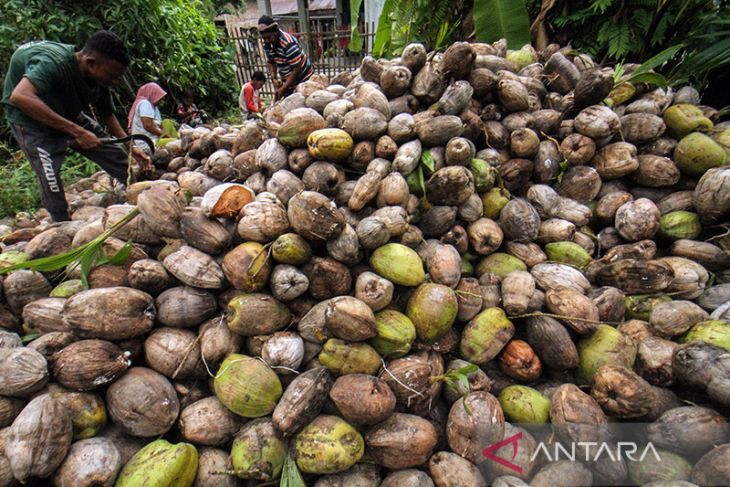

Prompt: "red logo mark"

[481,431,523,474]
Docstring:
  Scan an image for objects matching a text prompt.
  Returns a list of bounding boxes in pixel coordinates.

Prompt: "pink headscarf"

[127,82,167,131]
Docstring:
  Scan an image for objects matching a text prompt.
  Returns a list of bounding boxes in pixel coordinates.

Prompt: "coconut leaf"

[280,453,306,487]
[473,0,531,48]
[98,240,134,266]
[348,0,365,52]
[421,149,435,172]
[626,71,669,87]
[431,363,479,393]
[20,332,40,343]
[373,0,396,57]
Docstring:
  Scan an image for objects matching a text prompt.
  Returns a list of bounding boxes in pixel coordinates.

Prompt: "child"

[176,88,207,126]
[239,71,266,119]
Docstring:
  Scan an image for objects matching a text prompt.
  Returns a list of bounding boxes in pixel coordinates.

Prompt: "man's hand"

[73,128,102,149]
[274,86,287,100]
[131,146,152,170]
[272,79,282,89]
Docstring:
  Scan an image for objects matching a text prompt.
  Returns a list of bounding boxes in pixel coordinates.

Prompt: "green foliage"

[370,0,463,57]
[348,0,365,52]
[280,453,306,487]
[473,0,531,47]
[0,0,235,131]
[0,143,98,218]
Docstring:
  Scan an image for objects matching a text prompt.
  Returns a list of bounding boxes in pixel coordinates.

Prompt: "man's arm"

[267,61,280,87]
[280,64,302,93]
[9,78,100,149]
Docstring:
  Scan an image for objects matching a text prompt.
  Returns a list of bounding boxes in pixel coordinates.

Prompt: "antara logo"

[481,432,664,474]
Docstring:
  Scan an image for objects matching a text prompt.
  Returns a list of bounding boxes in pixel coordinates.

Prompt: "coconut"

[52,437,121,487]
[106,367,179,437]
[273,367,333,435]
[319,339,381,376]
[0,347,48,397]
[3,269,51,312]
[51,339,129,391]
[152,287,215,330]
[115,439,198,487]
[143,327,206,380]
[62,287,154,340]
[5,393,72,482]
[49,389,107,440]
[446,391,505,464]
[293,415,364,474]
[214,354,282,417]
[329,374,395,425]
[365,413,438,469]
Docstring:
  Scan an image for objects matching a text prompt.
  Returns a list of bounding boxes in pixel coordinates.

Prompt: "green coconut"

[577,324,637,384]
[628,448,692,485]
[227,294,291,336]
[470,158,497,192]
[681,320,730,351]
[115,439,198,487]
[319,339,381,375]
[293,415,364,474]
[498,385,551,424]
[482,187,511,219]
[406,283,458,343]
[0,250,28,269]
[476,253,527,280]
[272,233,312,265]
[663,104,713,139]
[230,418,287,480]
[368,309,417,358]
[214,354,283,417]
[545,241,593,268]
[505,48,537,71]
[625,294,672,321]
[659,211,702,241]
[674,132,727,177]
[50,279,85,298]
[370,243,426,286]
[460,307,515,364]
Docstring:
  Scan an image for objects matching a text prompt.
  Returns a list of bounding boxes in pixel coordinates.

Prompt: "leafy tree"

[0,0,235,135]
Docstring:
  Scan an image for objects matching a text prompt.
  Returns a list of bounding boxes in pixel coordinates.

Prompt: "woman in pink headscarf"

[128,82,167,153]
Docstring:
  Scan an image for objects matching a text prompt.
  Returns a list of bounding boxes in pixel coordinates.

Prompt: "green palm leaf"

[473,0,531,48]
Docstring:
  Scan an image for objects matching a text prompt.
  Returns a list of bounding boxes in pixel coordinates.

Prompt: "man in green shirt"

[2,30,147,222]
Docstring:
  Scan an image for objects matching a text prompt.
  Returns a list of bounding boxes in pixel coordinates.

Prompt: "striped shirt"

[264,30,314,82]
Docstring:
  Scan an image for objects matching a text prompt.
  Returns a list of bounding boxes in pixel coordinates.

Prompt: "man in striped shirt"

[258,15,314,100]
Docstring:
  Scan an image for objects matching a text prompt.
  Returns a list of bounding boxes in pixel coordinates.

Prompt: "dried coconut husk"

[500,198,540,242]
[3,270,51,312]
[62,287,155,340]
[5,393,72,482]
[303,257,353,300]
[21,297,67,334]
[136,184,187,239]
[51,339,130,391]
[342,107,388,140]
[441,42,475,80]
[24,227,71,259]
[525,315,579,370]
[555,166,602,203]
[143,327,206,380]
[389,94,420,115]
[163,245,225,289]
[329,374,395,425]
[127,258,172,294]
[416,115,464,147]
[598,259,674,294]
[179,396,241,446]
[359,56,385,82]
[545,288,600,335]
[411,61,447,104]
[544,52,581,95]
[365,413,438,469]
[0,347,48,398]
[498,158,533,191]
[102,205,161,245]
[52,437,121,487]
[273,367,333,436]
[446,391,504,464]
[303,162,346,197]
[177,171,220,197]
[87,264,129,289]
[573,68,614,109]
[288,191,345,241]
[232,121,266,155]
[179,207,232,255]
[380,65,412,99]
[591,364,656,418]
[155,286,217,327]
[105,367,179,437]
[550,383,610,445]
[237,200,290,243]
[26,331,76,361]
[267,170,305,205]
[504,241,547,267]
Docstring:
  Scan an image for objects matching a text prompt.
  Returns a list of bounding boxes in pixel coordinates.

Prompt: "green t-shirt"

[2,40,114,130]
